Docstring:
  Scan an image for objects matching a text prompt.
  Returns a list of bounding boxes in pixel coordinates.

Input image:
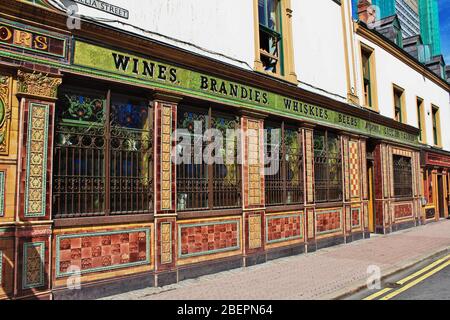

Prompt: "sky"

[438,0,450,63]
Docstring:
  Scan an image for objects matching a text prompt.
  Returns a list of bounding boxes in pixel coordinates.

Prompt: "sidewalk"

[102,220,450,300]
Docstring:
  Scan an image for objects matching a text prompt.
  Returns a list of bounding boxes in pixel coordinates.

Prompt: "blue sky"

[439,0,450,63]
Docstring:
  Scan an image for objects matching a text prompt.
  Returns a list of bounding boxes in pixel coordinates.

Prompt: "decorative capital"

[17,71,62,100]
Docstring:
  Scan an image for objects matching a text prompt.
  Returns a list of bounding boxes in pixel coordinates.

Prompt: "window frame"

[313,129,343,204]
[392,154,413,199]
[176,105,242,212]
[264,121,304,207]
[52,87,154,220]
[416,97,426,144]
[431,104,442,147]
[359,42,378,111]
[392,84,406,124]
[253,0,297,83]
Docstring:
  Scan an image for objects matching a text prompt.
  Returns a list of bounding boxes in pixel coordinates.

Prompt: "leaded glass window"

[176,106,241,211]
[52,87,153,219]
[314,130,342,203]
[393,155,413,198]
[264,123,303,206]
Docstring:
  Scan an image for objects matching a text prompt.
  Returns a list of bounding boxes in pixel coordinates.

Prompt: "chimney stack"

[358,0,376,25]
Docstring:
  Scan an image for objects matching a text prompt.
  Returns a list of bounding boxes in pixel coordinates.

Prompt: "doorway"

[437,175,445,219]
[367,160,375,233]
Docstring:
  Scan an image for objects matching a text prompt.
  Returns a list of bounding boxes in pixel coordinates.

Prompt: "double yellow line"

[364,253,450,300]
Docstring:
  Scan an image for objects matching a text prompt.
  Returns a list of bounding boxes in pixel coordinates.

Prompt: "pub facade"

[0,0,446,299]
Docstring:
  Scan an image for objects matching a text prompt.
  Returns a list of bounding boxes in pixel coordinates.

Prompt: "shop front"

[421,149,450,222]
[0,6,423,299]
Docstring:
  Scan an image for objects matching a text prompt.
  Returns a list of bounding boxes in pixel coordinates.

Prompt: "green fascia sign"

[0,38,419,147]
[72,41,419,146]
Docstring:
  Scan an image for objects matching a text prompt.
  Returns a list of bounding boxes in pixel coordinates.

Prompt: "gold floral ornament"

[17,71,62,99]
[0,75,12,154]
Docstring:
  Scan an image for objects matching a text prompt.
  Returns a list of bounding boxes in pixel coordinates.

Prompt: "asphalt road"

[347,251,450,300]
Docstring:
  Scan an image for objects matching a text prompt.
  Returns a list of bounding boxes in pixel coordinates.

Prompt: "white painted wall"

[292,0,348,102]
[51,0,255,70]
[354,34,450,151]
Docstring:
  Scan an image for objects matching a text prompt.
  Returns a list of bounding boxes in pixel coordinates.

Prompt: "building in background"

[419,0,442,56]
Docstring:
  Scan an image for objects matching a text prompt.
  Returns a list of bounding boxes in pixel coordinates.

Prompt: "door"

[367,161,375,233]
[438,175,445,219]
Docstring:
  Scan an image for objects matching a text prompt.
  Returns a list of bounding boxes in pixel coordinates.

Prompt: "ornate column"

[15,70,61,299]
[152,93,179,287]
[242,116,266,266]
[303,126,316,251]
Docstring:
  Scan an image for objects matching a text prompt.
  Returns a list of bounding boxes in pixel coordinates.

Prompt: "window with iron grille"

[264,123,303,206]
[176,105,241,211]
[314,130,343,203]
[393,155,413,198]
[52,87,153,219]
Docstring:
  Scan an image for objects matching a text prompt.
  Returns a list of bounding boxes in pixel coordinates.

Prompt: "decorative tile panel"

[266,214,303,244]
[56,228,151,278]
[24,103,49,218]
[393,202,413,221]
[307,209,315,239]
[352,207,361,228]
[248,214,262,249]
[160,105,172,210]
[361,141,368,200]
[178,220,240,258]
[343,137,350,201]
[364,203,369,229]
[345,206,351,233]
[305,130,314,203]
[247,120,261,206]
[0,75,12,155]
[160,222,172,264]
[22,242,45,289]
[349,140,360,198]
[316,209,343,236]
[0,171,5,217]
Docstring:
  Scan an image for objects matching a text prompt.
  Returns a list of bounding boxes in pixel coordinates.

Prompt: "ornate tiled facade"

[178,220,240,258]
[55,228,151,278]
[0,75,12,155]
[352,207,361,228]
[0,171,5,217]
[248,214,262,249]
[349,140,360,199]
[266,213,303,244]
[393,202,413,221]
[160,222,173,264]
[22,242,45,290]
[160,105,173,211]
[247,120,262,206]
[316,209,343,236]
[24,103,49,218]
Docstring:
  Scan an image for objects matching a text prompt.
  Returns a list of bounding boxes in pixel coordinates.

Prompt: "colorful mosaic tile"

[349,140,360,198]
[161,222,172,264]
[0,171,5,217]
[24,103,49,217]
[394,203,413,220]
[178,221,240,258]
[352,207,361,228]
[56,228,151,278]
[307,209,314,239]
[22,242,45,289]
[305,130,314,203]
[160,105,172,210]
[316,209,342,236]
[248,214,262,249]
[266,214,303,244]
[247,120,261,206]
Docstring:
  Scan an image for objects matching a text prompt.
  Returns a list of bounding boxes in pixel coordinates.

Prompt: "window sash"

[393,155,413,198]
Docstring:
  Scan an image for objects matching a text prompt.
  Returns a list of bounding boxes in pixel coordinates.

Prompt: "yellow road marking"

[396,254,450,285]
[381,260,450,300]
[363,287,393,301]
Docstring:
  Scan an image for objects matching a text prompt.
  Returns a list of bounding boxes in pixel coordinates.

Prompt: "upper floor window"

[393,155,413,198]
[393,85,405,123]
[264,122,304,206]
[258,0,283,74]
[314,130,343,203]
[432,105,441,147]
[53,87,154,219]
[176,105,241,211]
[416,97,425,143]
[360,44,377,110]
